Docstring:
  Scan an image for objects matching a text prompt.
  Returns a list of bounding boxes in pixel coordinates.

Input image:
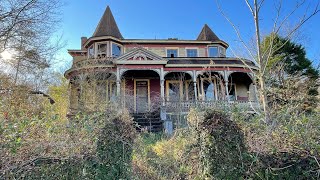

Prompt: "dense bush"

[199,110,250,179]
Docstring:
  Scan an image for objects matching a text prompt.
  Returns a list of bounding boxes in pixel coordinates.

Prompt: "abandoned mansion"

[65,6,259,133]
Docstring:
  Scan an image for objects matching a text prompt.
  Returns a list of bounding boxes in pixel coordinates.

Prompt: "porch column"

[160,69,172,135]
[223,70,230,102]
[116,67,121,96]
[192,70,198,102]
[160,68,165,106]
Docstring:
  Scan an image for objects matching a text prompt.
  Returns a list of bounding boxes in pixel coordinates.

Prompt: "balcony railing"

[72,57,115,69]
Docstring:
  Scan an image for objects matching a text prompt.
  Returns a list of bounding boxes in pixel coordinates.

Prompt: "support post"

[116,67,121,96]
[160,68,165,106]
[223,70,230,102]
[160,69,173,135]
[192,70,198,103]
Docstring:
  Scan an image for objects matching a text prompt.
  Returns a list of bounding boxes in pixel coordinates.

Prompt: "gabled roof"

[116,47,167,64]
[197,24,220,41]
[92,6,123,39]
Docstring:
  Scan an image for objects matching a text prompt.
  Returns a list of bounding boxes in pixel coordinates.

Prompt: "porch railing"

[164,100,260,113]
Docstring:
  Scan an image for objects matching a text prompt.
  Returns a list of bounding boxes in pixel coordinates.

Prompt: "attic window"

[167,49,178,57]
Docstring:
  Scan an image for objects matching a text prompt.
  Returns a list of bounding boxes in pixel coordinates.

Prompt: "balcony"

[72,57,115,69]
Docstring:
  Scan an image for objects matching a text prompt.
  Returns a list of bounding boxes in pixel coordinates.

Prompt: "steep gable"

[116,47,167,64]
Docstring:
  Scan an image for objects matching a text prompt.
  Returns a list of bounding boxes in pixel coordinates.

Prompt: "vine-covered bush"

[199,110,250,179]
[96,110,137,179]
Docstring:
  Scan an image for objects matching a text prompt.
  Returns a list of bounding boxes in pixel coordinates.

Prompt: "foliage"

[133,131,193,180]
[188,108,251,179]
[263,34,319,79]
[96,110,137,179]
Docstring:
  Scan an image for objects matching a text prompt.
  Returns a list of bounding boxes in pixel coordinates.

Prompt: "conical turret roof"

[197,24,220,41]
[92,6,123,39]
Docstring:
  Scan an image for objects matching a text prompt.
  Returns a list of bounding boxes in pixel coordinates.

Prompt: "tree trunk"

[253,0,270,123]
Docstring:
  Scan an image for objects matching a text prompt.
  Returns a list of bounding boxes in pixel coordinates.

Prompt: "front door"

[136,80,149,113]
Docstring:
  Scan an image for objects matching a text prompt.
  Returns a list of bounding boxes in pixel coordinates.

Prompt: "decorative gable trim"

[115,47,167,63]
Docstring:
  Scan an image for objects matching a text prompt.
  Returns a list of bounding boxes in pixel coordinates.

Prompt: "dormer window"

[112,43,122,57]
[88,45,94,58]
[97,43,108,57]
[167,49,178,57]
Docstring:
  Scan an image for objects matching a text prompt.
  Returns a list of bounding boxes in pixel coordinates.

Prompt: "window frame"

[185,48,198,57]
[207,46,219,57]
[166,48,179,57]
[165,80,183,101]
[200,77,219,101]
[111,42,123,58]
[96,41,109,58]
[88,44,95,58]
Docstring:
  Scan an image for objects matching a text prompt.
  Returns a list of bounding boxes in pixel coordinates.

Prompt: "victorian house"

[65,6,259,133]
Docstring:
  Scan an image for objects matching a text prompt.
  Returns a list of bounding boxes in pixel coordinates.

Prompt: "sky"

[54,0,320,72]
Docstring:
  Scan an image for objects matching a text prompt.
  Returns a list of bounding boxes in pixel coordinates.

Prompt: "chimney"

[81,37,87,50]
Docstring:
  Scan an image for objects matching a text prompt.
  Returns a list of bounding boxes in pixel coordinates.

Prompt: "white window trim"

[111,42,123,58]
[207,45,219,57]
[96,41,109,57]
[185,47,199,57]
[165,47,179,57]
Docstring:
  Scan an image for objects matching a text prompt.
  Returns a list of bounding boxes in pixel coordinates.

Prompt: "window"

[166,81,182,101]
[219,47,226,57]
[97,43,107,57]
[112,43,122,57]
[186,49,198,57]
[167,49,178,57]
[208,46,218,57]
[88,45,94,58]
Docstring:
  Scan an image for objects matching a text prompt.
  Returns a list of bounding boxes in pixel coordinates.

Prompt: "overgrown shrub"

[191,109,250,179]
[96,110,137,179]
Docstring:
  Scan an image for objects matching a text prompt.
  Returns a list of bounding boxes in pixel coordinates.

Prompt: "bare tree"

[216,0,320,123]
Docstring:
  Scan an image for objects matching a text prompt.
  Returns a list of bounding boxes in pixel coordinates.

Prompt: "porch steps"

[132,112,163,133]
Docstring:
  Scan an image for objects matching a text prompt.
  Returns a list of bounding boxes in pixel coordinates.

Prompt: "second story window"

[167,49,178,57]
[208,46,218,57]
[88,45,94,58]
[219,47,226,57]
[186,49,198,57]
[112,43,122,57]
[97,43,107,57]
